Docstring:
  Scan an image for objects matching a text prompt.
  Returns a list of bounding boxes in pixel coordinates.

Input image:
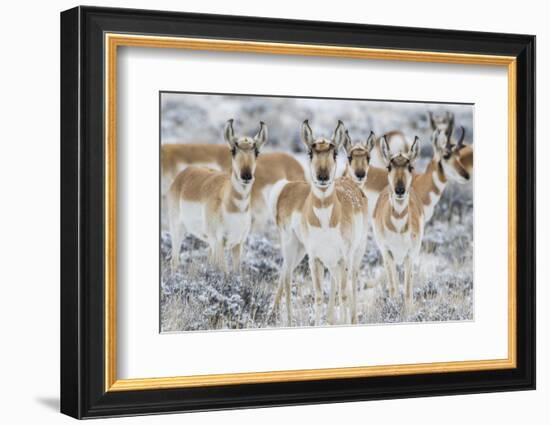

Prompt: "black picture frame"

[61,5,535,419]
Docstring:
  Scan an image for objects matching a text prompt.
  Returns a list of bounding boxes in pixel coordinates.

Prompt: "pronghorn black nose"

[395,185,406,196]
[355,170,366,179]
[317,171,329,182]
[241,170,252,182]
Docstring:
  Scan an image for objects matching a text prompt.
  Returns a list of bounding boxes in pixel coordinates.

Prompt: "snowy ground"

[160,93,474,332]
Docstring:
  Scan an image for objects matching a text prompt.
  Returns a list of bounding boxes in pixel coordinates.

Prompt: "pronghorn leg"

[231,243,243,274]
[168,201,184,272]
[309,257,324,326]
[382,250,398,297]
[349,245,364,325]
[272,265,292,326]
[350,264,359,325]
[210,240,226,272]
[327,274,337,325]
[272,270,285,313]
[404,255,414,305]
[272,233,305,326]
[337,260,349,324]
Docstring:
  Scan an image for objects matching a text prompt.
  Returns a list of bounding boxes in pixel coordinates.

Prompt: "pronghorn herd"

[163,111,473,326]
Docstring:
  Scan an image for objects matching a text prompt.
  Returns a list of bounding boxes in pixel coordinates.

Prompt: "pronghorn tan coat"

[271,121,369,326]
[161,143,305,229]
[372,137,425,302]
[167,120,267,272]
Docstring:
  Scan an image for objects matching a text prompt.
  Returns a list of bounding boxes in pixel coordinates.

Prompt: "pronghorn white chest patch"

[232,196,250,212]
[313,205,334,228]
[383,231,413,265]
[306,226,347,268]
[222,210,251,247]
[390,215,407,231]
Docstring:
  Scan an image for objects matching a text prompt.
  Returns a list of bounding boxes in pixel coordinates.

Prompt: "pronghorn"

[363,132,415,219]
[428,110,455,137]
[354,128,472,224]
[369,130,412,169]
[167,119,268,272]
[270,120,369,325]
[428,110,474,221]
[412,126,471,222]
[161,141,305,230]
[372,135,424,303]
[342,130,375,188]
[429,109,474,175]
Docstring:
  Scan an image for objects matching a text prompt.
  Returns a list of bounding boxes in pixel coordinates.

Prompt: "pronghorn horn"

[445,112,455,138]
[343,129,353,154]
[445,127,453,150]
[410,136,420,161]
[456,126,465,149]
[428,111,436,131]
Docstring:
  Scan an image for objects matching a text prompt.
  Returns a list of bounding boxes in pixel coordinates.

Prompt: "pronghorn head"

[381,134,420,202]
[428,111,455,138]
[343,130,375,184]
[301,120,346,189]
[224,119,268,185]
[432,126,470,183]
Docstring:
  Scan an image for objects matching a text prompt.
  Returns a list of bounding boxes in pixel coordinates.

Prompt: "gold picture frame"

[104,33,517,392]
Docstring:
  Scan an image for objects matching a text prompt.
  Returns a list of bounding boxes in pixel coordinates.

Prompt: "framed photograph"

[60,6,535,419]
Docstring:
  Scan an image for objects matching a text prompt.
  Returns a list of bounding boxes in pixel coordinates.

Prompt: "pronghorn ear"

[343,129,353,155]
[380,136,391,165]
[224,119,237,149]
[301,120,314,149]
[364,131,375,153]
[428,111,436,131]
[332,120,347,150]
[410,136,420,162]
[254,121,268,151]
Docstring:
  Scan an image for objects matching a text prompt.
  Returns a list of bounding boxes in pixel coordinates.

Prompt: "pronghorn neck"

[388,195,409,233]
[226,171,252,212]
[311,181,336,203]
[426,159,448,199]
[390,195,408,215]
[308,181,338,228]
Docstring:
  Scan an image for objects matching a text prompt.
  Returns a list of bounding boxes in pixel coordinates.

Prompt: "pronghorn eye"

[231,147,236,156]
[348,155,352,163]
[333,151,338,160]
[308,150,313,159]
[443,153,451,160]
[254,147,259,157]
[387,164,392,172]
[408,165,414,172]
